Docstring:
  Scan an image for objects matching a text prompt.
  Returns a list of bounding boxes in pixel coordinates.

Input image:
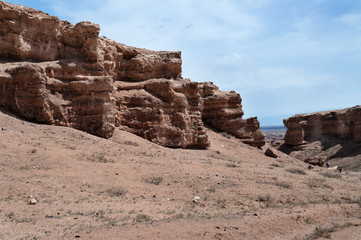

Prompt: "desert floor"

[1,109,361,240]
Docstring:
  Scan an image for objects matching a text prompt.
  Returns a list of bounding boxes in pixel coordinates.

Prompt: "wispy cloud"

[336,12,361,28]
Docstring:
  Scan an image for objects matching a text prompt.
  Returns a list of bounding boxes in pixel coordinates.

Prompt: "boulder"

[265,147,278,158]
[304,156,328,166]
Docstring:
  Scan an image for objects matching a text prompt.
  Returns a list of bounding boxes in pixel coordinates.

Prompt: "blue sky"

[5,0,361,126]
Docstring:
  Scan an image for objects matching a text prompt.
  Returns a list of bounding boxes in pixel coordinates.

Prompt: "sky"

[5,0,361,126]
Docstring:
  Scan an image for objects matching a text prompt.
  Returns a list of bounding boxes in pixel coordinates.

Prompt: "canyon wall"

[0,1,265,148]
[199,82,265,147]
[283,106,361,146]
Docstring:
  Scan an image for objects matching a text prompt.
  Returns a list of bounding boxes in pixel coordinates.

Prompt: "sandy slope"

[1,109,361,240]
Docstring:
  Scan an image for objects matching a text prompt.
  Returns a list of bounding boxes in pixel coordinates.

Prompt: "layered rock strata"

[283,106,361,146]
[0,1,265,148]
[199,82,265,147]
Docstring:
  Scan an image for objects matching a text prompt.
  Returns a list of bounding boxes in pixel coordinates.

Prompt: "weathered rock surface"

[0,1,264,148]
[199,82,265,147]
[283,106,361,146]
[114,78,209,148]
[265,147,278,158]
[304,156,328,166]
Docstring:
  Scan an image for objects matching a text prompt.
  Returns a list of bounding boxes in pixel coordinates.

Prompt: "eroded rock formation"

[199,82,265,147]
[0,1,265,148]
[283,106,361,146]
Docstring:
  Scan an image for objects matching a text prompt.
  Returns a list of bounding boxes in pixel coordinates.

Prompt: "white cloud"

[217,53,254,65]
[336,12,361,27]
[47,0,263,48]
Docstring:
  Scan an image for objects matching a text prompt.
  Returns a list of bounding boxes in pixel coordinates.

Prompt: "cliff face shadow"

[328,141,361,159]
[278,134,361,165]
[0,107,45,125]
[0,107,22,119]
[309,135,361,159]
[277,143,299,155]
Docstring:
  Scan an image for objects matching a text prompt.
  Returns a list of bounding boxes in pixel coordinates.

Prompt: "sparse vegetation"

[286,168,307,175]
[270,163,281,168]
[172,213,184,219]
[104,187,127,197]
[4,212,34,223]
[90,210,118,226]
[346,196,361,208]
[88,153,113,163]
[66,210,84,216]
[257,194,271,202]
[207,186,216,193]
[143,177,163,185]
[133,214,152,223]
[321,172,341,179]
[307,178,334,190]
[123,141,139,146]
[5,211,14,219]
[304,225,334,239]
[257,194,275,207]
[274,181,293,189]
[302,223,354,240]
[221,132,232,138]
[216,197,227,208]
[226,163,238,168]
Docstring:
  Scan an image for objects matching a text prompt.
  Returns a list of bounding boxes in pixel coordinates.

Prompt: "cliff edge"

[0,1,265,148]
[283,105,361,146]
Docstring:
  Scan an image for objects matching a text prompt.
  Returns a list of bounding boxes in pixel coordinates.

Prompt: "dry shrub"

[143,177,163,185]
[286,168,307,175]
[221,132,232,138]
[257,194,274,207]
[88,153,113,163]
[302,223,355,240]
[133,214,151,223]
[104,187,127,197]
[123,141,139,146]
[347,196,361,208]
[321,172,341,179]
[307,178,334,190]
[274,181,293,189]
[226,163,238,168]
[307,226,333,239]
[270,163,281,168]
[258,194,271,202]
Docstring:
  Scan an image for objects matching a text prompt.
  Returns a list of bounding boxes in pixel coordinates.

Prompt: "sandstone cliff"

[199,82,265,147]
[0,1,265,148]
[283,106,361,146]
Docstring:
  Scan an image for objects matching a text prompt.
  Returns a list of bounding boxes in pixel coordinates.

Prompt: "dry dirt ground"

[1,109,361,240]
